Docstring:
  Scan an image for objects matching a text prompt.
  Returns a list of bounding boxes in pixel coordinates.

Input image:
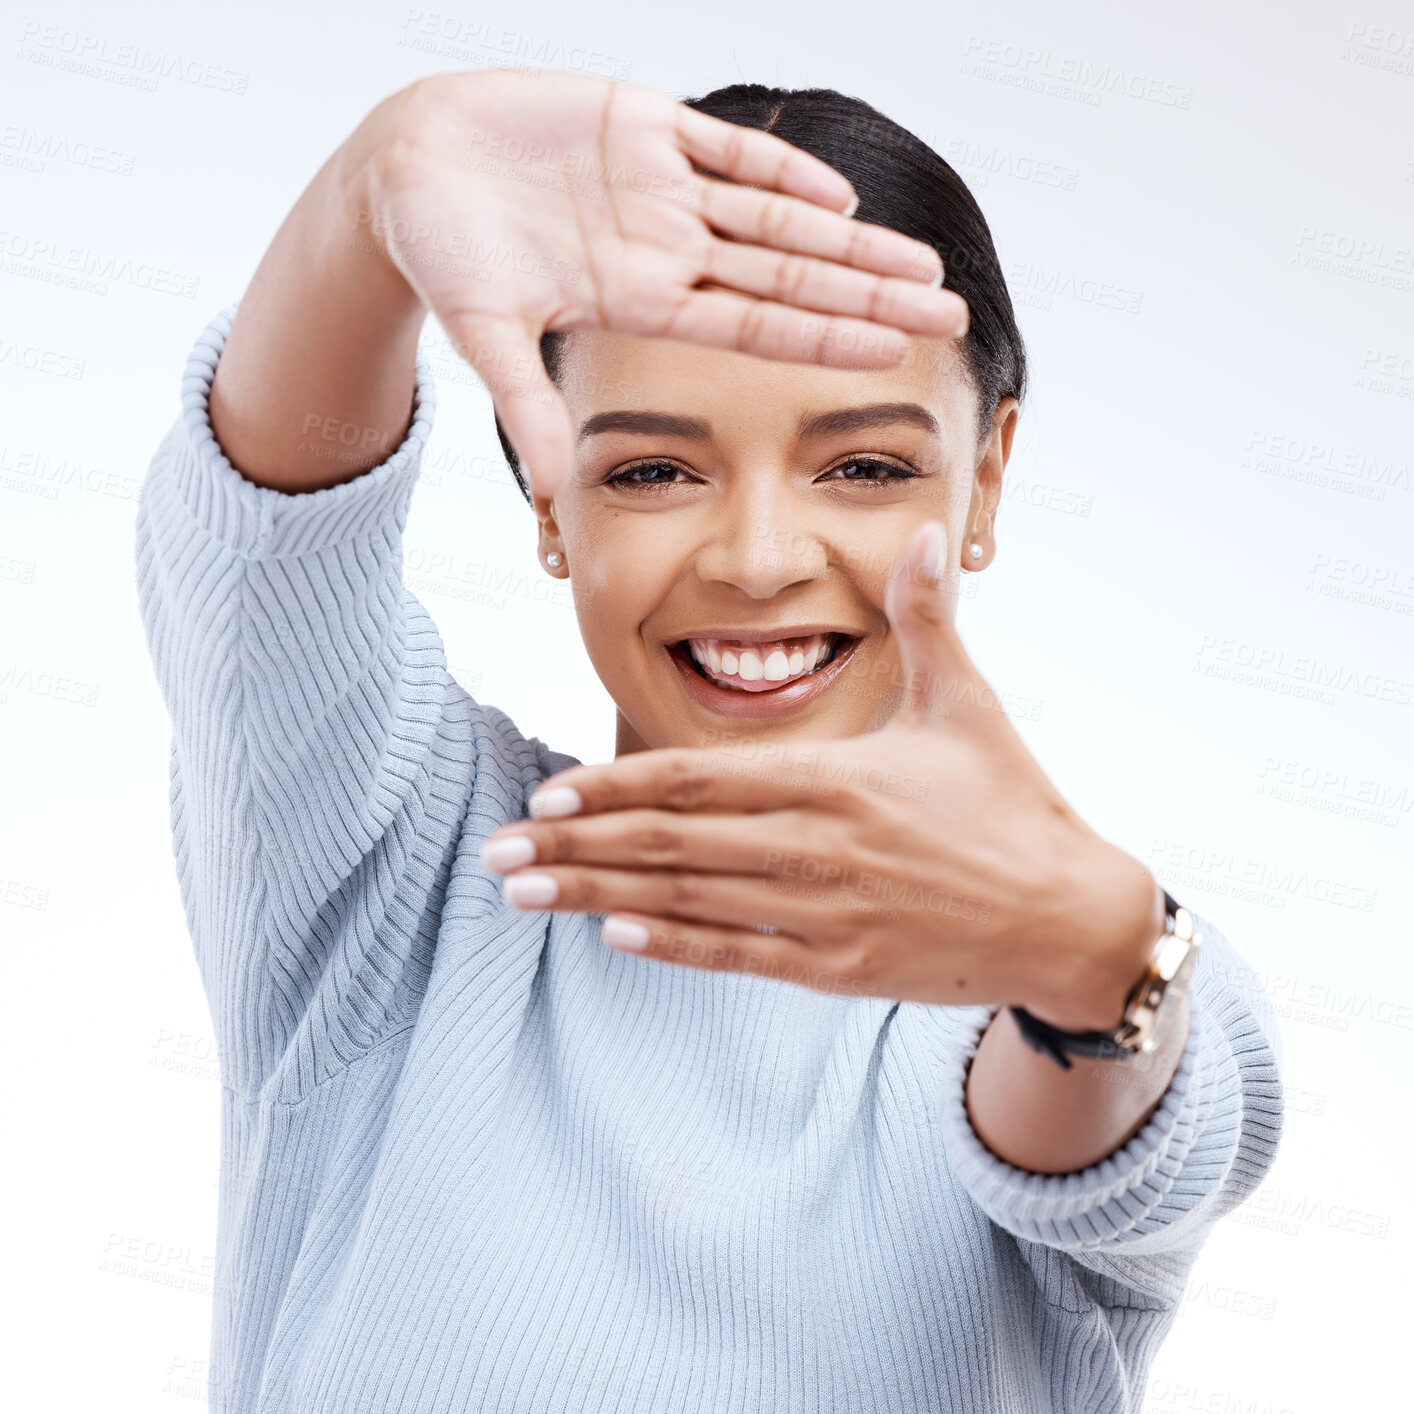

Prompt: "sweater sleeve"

[135,303,536,1102]
[935,909,1285,1308]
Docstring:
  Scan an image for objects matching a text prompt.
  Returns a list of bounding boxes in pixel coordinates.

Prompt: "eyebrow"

[576,401,941,444]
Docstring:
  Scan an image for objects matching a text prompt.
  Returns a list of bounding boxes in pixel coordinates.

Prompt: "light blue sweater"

[135,304,1285,1414]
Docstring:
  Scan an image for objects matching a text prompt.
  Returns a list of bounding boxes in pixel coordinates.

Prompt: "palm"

[370,70,967,495]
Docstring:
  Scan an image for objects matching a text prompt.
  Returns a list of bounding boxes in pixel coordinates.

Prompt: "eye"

[603,458,695,490]
[817,456,922,486]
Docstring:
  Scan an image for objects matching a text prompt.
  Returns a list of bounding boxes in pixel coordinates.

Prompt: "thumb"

[884,519,971,723]
[444,313,574,499]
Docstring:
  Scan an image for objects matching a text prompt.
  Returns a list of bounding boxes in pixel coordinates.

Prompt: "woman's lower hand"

[359,68,968,498]
[481,521,1165,1030]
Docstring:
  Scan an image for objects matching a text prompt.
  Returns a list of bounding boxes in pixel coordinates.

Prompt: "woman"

[135,69,1283,1413]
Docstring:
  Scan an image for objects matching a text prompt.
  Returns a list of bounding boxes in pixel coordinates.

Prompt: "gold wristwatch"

[1008,890,1202,1070]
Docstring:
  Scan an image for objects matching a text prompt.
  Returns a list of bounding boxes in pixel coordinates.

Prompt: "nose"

[690,482,828,598]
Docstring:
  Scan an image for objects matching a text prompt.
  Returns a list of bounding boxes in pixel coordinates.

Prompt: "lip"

[668,624,864,646]
[666,633,863,718]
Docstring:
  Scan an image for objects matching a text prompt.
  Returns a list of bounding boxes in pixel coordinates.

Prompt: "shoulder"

[445,675,583,822]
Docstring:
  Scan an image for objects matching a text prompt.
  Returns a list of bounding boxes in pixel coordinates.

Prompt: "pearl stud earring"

[968,543,983,560]
[546,552,562,568]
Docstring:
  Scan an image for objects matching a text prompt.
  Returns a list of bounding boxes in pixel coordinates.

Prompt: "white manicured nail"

[530,786,582,818]
[602,916,651,951]
[480,835,536,872]
[503,873,558,907]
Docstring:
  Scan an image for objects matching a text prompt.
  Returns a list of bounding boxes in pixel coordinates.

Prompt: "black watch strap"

[1006,890,1180,1070]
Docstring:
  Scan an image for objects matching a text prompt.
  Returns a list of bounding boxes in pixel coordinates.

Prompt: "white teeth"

[680,632,846,688]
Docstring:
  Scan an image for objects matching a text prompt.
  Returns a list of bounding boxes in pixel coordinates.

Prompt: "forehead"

[555,329,974,438]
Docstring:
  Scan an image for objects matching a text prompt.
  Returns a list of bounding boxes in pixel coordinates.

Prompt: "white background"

[3,1,1411,1408]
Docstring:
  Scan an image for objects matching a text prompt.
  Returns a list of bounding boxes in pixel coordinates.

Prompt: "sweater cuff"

[936,963,1244,1253]
[168,301,437,557]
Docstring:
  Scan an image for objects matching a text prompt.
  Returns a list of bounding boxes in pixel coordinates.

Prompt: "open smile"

[665,629,864,718]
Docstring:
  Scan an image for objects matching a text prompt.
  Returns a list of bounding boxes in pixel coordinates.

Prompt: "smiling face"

[532,331,1018,755]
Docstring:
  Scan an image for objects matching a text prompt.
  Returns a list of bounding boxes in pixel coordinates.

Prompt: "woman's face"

[534,331,1017,755]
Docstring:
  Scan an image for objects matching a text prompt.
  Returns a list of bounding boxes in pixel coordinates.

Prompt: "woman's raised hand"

[364,70,970,497]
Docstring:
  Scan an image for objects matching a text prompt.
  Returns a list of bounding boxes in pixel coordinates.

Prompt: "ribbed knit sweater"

[135,304,1285,1414]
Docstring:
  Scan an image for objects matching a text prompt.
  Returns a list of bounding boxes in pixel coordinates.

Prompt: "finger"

[700,238,968,338]
[693,176,946,286]
[674,103,858,215]
[598,912,868,996]
[882,519,992,724]
[527,746,836,819]
[443,311,573,498]
[659,287,921,370]
[497,864,827,936]
[483,807,798,875]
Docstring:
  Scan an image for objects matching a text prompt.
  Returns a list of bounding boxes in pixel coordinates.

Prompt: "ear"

[532,488,569,577]
[962,395,1019,572]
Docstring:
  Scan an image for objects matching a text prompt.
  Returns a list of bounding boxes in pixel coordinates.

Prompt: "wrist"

[337,93,427,315]
[1020,838,1166,1035]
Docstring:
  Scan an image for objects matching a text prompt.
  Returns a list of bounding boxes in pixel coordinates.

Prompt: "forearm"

[961,838,1189,1174]
[963,987,1191,1174]
[209,83,428,493]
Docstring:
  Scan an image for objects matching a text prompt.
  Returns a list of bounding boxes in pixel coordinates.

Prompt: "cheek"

[563,515,679,656]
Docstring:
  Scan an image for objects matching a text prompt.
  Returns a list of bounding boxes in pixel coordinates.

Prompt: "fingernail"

[480,835,536,872]
[920,521,946,582]
[602,915,651,951]
[842,191,859,219]
[503,873,558,907]
[530,786,582,818]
